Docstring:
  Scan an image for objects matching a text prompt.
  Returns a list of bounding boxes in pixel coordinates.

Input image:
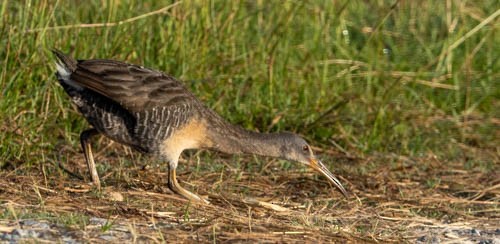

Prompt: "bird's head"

[277,133,348,197]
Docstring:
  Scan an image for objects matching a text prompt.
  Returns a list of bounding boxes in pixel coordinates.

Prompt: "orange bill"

[309,158,348,197]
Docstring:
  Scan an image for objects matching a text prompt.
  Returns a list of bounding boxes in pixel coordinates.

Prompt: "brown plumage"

[52,49,348,203]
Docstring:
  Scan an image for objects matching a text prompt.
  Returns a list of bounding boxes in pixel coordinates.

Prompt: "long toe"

[177,188,210,204]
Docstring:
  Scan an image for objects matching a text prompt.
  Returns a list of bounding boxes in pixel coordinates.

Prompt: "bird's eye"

[302,145,309,151]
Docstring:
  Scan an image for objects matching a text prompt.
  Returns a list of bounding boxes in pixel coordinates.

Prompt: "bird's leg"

[80,129,101,189]
[167,165,209,204]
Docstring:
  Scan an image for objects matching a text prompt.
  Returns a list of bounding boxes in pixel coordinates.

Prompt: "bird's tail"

[52,49,82,90]
[52,49,77,77]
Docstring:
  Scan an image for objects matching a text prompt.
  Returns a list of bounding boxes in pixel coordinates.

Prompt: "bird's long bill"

[309,158,348,197]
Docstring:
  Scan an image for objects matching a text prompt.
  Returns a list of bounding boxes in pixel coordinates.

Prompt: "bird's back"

[53,50,203,154]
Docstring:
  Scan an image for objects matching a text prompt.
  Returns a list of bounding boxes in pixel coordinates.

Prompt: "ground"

[1,141,498,242]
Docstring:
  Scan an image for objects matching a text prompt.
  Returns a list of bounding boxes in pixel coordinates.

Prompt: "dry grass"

[1,138,497,242]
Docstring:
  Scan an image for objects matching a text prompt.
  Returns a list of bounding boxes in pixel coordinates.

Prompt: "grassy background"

[0,0,498,242]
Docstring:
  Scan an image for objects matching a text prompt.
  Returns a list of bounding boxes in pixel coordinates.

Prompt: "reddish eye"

[302,145,309,151]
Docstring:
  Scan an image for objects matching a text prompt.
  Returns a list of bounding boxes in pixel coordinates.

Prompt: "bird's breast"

[160,118,210,162]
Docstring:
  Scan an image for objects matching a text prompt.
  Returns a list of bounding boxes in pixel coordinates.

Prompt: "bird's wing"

[70,59,197,112]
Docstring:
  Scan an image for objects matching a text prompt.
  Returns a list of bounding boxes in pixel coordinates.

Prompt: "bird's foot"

[170,183,210,204]
[167,169,209,204]
[182,190,210,204]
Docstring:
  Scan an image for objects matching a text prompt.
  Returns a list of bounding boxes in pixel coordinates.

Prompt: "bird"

[52,49,348,204]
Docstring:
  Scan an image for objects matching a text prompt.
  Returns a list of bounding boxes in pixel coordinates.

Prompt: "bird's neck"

[203,115,283,158]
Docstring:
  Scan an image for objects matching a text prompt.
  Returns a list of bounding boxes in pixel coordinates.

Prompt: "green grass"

[1,1,498,166]
[0,0,498,242]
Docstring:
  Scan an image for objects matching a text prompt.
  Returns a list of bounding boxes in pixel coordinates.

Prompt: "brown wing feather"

[70,58,196,112]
